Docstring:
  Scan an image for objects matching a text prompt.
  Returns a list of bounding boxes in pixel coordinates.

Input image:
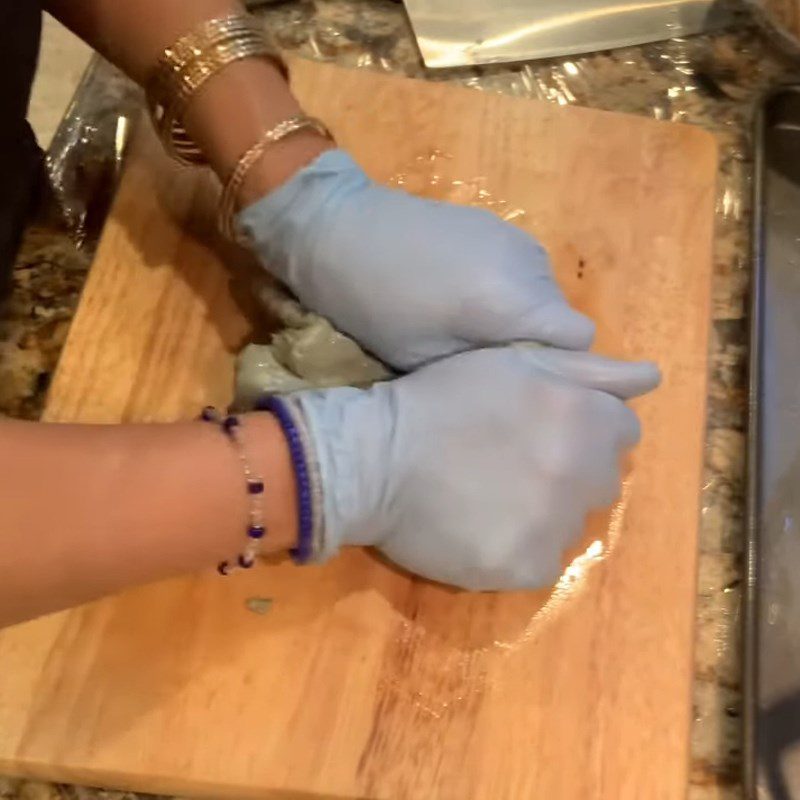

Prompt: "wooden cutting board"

[0,59,717,799]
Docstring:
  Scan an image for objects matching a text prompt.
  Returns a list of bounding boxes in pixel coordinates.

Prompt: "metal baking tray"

[745,84,800,800]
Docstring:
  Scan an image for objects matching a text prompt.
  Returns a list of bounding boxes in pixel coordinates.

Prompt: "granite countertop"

[2,1,799,798]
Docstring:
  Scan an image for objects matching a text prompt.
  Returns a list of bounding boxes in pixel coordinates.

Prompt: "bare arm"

[0,2,326,627]
[0,415,297,627]
[44,0,332,200]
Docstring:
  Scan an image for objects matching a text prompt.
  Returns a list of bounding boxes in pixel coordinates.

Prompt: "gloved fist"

[288,347,660,591]
[239,150,594,370]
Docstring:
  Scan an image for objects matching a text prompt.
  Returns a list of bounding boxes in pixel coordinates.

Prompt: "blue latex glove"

[288,347,660,591]
[239,150,595,370]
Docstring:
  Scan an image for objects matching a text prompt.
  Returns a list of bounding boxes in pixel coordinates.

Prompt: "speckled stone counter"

[3,2,799,798]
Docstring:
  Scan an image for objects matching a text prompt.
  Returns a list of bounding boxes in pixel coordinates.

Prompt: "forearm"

[44,0,331,198]
[0,415,297,627]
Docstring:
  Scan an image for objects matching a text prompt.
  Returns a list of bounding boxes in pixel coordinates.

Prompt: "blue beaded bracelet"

[200,407,265,575]
[256,396,314,564]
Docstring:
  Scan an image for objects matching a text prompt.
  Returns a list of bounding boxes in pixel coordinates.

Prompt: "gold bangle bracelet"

[146,14,288,167]
[218,115,333,243]
[171,34,269,112]
[150,33,269,133]
[146,15,262,116]
[162,15,255,71]
[156,37,277,165]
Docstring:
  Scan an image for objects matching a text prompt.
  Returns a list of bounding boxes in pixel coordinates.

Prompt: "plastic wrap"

[42,2,800,791]
[45,58,141,251]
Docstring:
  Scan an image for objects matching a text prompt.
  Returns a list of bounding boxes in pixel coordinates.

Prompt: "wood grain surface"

[0,60,717,799]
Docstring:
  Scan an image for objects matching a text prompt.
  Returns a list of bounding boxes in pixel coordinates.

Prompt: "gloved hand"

[288,347,660,591]
[238,150,594,370]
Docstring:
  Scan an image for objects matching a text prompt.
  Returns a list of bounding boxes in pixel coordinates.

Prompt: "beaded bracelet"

[200,407,265,574]
[256,396,317,564]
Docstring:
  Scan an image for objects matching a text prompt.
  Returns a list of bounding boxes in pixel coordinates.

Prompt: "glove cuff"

[286,384,395,560]
[236,148,368,288]
[256,395,327,563]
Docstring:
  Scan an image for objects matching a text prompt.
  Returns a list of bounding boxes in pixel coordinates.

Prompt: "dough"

[234,278,390,409]
[233,276,541,410]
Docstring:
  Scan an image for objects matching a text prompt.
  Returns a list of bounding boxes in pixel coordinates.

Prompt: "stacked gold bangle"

[147,14,288,166]
[149,14,335,242]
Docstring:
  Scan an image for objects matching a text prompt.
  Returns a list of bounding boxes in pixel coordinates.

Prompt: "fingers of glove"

[531,391,630,509]
[585,388,643,450]
[516,348,661,400]
[587,403,641,510]
[454,285,595,352]
[615,402,643,449]
[502,301,596,351]
[451,258,596,354]
[506,235,596,350]
[580,452,624,510]
[579,395,641,507]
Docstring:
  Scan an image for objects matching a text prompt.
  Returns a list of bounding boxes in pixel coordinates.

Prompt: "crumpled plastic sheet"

[42,3,800,772]
[45,57,141,251]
